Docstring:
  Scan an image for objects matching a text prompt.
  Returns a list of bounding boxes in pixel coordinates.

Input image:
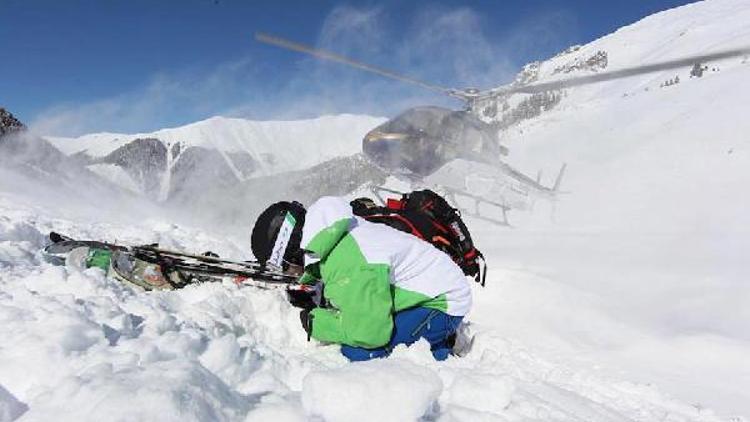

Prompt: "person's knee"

[340,345,389,362]
[424,314,463,360]
[340,311,464,362]
[431,347,451,361]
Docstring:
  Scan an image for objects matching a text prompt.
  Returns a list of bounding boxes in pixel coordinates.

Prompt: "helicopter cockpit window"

[381,118,412,134]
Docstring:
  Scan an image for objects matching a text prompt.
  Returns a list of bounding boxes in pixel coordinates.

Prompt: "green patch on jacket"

[304,216,450,348]
[309,231,393,348]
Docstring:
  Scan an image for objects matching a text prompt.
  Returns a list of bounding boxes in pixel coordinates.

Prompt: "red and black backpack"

[351,189,487,286]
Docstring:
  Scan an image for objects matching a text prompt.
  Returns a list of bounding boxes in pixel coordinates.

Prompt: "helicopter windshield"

[363,106,502,177]
[381,107,450,134]
[442,111,504,156]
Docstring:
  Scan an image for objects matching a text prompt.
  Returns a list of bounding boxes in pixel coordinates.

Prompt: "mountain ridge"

[46,114,386,200]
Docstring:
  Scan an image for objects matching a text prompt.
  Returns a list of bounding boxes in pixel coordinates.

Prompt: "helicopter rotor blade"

[508,47,750,95]
[255,32,453,96]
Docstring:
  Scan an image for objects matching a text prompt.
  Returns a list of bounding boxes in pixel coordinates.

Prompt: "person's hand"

[287,285,315,309]
[286,282,325,309]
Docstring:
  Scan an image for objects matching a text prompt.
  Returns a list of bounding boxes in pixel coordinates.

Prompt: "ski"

[43,232,298,290]
[130,245,295,283]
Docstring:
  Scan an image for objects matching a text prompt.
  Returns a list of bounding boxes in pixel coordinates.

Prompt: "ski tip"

[49,232,66,243]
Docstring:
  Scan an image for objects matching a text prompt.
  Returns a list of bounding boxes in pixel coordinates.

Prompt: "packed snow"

[487,0,750,415]
[0,195,731,422]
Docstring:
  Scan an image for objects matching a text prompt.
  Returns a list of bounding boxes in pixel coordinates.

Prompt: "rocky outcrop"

[552,50,608,75]
[475,48,609,125]
[97,138,167,197]
[494,91,564,130]
[0,108,26,137]
[168,146,257,200]
[78,136,259,200]
[0,108,132,203]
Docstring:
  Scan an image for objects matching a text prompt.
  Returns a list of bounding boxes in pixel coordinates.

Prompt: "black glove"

[286,283,325,309]
[299,308,313,341]
[287,285,317,309]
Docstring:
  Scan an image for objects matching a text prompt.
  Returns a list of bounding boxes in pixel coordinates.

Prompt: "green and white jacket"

[299,196,472,348]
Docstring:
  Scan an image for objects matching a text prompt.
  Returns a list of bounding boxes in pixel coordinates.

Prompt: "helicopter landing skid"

[368,185,511,227]
[441,186,511,227]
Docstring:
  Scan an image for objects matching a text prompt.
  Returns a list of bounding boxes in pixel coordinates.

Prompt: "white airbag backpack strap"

[268,212,297,269]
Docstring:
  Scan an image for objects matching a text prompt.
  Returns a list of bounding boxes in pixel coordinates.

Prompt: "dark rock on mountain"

[495,91,563,130]
[475,48,609,125]
[0,108,133,202]
[75,136,260,200]
[227,152,258,179]
[168,146,257,200]
[0,108,26,137]
[96,138,167,197]
[552,50,608,75]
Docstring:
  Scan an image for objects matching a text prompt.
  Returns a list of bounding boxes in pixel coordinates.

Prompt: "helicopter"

[256,32,750,225]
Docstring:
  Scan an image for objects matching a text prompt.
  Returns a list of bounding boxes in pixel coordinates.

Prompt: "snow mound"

[0,385,27,422]
[23,361,250,421]
[445,372,515,414]
[302,358,443,422]
[0,195,732,421]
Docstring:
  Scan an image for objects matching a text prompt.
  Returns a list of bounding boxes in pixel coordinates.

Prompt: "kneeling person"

[251,196,471,361]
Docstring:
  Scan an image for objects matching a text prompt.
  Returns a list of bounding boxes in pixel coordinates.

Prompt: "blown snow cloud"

[30,4,577,137]
[30,59,262,137]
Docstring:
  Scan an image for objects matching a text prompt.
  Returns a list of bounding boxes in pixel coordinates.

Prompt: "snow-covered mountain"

[47,115,385,200]
[177,153,387,229]
[467,0,750,417]
[2,0,750,420]
[478,0,750,127]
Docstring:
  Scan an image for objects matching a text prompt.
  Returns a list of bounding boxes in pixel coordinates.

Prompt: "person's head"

[251,201,306,274]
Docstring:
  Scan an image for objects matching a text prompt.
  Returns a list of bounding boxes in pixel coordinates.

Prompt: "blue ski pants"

[340,306,463,362]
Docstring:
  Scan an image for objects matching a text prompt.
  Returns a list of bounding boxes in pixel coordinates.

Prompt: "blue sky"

[1,0,698,135]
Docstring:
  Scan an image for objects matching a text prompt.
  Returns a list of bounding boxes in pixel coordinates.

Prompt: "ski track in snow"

[0,197,729,422]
